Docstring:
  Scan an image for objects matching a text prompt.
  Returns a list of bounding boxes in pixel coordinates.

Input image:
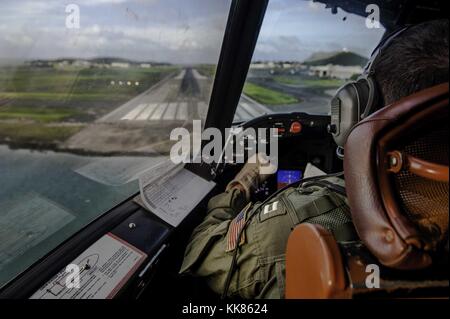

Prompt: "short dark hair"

[373,19,449,106]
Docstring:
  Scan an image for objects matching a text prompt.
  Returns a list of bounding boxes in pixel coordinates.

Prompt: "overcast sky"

[0,0,385,64]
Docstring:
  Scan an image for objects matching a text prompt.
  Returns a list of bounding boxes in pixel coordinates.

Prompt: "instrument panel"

[239,112,341,201]
[254,169,303,201]
[241,112,331,138]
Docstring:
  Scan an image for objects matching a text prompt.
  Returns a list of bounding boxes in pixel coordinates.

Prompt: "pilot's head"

[372,19,449,107]
[330,19,449,149]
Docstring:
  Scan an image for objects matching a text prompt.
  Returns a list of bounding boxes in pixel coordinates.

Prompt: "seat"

[285,83,449,298]
[344,82,449,269]
[285,223,350,299]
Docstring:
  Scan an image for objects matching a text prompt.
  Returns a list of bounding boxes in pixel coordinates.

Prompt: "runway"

[99,68,270,123]
[65,68,271,154]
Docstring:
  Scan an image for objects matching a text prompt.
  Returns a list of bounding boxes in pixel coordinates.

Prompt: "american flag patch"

[226,203,251,252]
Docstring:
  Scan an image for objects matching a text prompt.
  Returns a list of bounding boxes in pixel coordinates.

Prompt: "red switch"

[290,121,302,134]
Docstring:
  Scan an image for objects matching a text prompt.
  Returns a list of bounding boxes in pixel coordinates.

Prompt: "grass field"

[0,91,135,101]
[0,64,178,145]
[274,76,345,88]
[0,106,79,123]
[243,82,300,105]
[0,122,84,144]
[195,64,216,78]
[0,66,178,95]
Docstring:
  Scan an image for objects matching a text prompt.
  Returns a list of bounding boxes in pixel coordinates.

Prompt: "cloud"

[254,35,309,61]
[79,0,129,4]
[307,1,322,11]
[0,0,229,63]
[76,0,160,6]
[0,0,383,64]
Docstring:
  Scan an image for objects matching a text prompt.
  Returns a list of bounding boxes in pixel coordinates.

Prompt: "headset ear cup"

[329,82,362,148]
[353,79,369,118]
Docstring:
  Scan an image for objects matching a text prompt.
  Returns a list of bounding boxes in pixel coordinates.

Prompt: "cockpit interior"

[0,0,447,302]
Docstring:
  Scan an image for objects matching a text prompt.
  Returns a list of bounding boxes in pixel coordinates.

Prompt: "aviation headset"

[328,25,412,152]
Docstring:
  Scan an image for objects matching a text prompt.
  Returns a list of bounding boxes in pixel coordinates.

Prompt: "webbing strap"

[302,180,347,196]
[332,222,358,242]
[282,192,346,225]
[296,195,338,223]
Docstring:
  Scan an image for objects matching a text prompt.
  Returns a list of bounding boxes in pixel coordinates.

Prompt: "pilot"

[179,19,449,299]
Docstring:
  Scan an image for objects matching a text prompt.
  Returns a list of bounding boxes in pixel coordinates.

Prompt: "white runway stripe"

[163,102,178,120]
[121,103,147,120]
[176,102,188,120]
[175,70,186,79]
[192,69,207,80]
[150,103,168,120]
[136,103,158,120]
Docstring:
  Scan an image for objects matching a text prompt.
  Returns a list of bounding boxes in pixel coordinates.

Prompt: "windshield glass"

[235,0,385,122]
[0,0,230,287]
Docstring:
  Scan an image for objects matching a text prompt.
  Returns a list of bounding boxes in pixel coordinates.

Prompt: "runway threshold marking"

[120,99,212,122]
[163,102,178,120]
[150,103,168,120]
[176,102,188,120]
[136,103,158,120]
[120,103,147,120]
[197,101,208,119]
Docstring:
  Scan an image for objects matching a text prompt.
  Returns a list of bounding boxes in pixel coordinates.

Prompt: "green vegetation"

[0,66,178,114]
[0,122,84,144]
[243,82,300,105]
[0,92,134,101]
[0,106,79,123]
[195,64,216,78]
[274,76,345,88]
[273,76,302,85]
[0,64,179,147]
[0,65,178,96]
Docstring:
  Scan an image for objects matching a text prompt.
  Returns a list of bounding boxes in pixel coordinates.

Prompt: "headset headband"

[364,25,412,76]
[329,24,414,150]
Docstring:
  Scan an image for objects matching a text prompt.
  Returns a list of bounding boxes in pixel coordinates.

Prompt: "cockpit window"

[235,0,385,122]
[0,0,230,288]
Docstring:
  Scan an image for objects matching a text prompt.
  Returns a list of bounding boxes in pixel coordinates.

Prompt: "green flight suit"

[179,177,355,299]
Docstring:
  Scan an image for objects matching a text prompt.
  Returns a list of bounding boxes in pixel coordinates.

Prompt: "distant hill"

[304,51,368,67]
[89,57,133,64]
